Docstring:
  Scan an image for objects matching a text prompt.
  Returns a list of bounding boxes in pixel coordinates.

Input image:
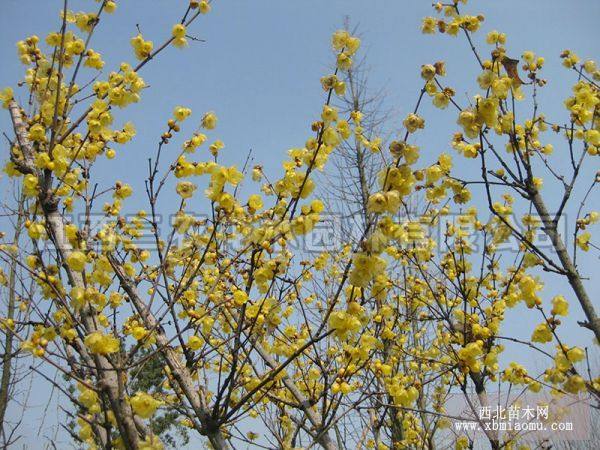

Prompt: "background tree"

[0,188,34,448]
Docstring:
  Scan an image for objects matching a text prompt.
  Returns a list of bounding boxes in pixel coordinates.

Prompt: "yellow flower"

[421,17,437,34]
[367,192,387,214]
[199,1,211,14]
[518,275,542,307]
[425,165,443,184]
[248,194,263,211]
[350,110,363,124]
[367,191,400,214]
[456,435,469,450]
[329,310,361,339]
[251,166,262,182]
[70,287,86,309]
[321,105,338,123]
[109,292,123,308]
[105,1,117,13]
[349,253,387,288]
[130,392,161,419]
[531,323,553,343]
[183,133,207,152]
[84,331,120,355]
[322,126,340,146]
[576,232,591,251]
[78,384,100,413]
[583,60,597,74]
[457,341,484,373]
[336,53,352,71]
[75,13,97,32]
[0,87,13,108]
[331,30,349,50]
[209,140,224,156]
[476,97,499,128]
[433,92,450,109]
[563,375,585,394]
[233,290,248,306]
[420,64,436,80]
[139,435,164,450]
[187,335,203,351]
[176,181,196,199]
[218,192,235,212]
[311,199,324,213]
[130,34,154,59]
[486,30,506,45]
[201,111,217,129]
[457,110,480,138]
[172,37,188,49]
[27,222,45,241]
[331,30,360,55]
[131,326,148,341]
[566,346,585,363]
[28,123,46,141]
[173,106,192,122]
[551,295,569,316]
[172,24,186,39]
[114,183,133,199]
[67,251,87,272]
[403,113,425,133]
[388,382,419,407]
[336,120,351,139]
[78,419,93,441]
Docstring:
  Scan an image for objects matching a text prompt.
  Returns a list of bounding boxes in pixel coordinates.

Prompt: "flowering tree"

[0,1,598,450]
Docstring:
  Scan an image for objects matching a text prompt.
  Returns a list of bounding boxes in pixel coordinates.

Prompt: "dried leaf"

[501,56,525,85]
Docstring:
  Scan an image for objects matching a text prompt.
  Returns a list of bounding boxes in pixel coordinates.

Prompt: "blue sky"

[1,0,599,448]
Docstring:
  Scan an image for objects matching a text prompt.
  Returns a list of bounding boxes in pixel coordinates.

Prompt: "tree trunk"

[0,192,25,438]
[529,189,600,342]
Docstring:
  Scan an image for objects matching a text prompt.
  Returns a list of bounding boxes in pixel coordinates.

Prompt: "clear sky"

[1,0,599,448]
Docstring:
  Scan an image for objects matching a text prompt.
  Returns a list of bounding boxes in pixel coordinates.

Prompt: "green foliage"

[130,349,189,448]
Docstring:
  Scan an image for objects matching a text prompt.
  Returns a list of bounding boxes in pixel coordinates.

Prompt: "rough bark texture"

[0,194,24,437]
[112,260,337,450]
[250,337,338,450]
[9,100,141,449]
[7,101,36,174]
[110,260,232,450]
[530,189,600,342]
[45,209,142,449]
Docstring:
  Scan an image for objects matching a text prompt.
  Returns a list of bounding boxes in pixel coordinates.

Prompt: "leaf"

[501,56,525,85]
